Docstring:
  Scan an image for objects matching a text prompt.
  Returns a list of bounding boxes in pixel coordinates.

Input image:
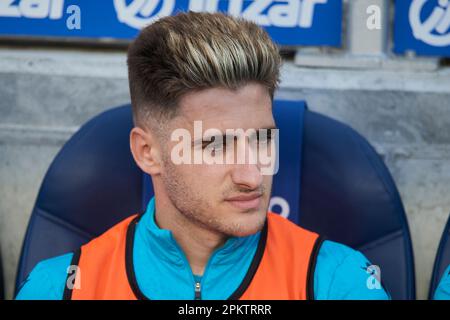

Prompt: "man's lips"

[225,193,263,210]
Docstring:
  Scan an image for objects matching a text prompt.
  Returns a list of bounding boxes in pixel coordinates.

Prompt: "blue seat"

[15,101,415,299]
[429,213,450,299]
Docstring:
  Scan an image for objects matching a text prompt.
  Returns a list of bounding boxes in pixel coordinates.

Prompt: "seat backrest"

[15,106,144,293]
[299,110,415,300]
[15,101,415,299]
[429,214,450,299]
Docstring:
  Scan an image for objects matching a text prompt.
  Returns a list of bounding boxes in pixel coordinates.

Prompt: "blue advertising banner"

[0,0,342,46]
[394,0,450,57]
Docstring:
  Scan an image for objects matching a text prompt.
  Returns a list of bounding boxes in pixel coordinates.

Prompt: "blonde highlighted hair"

[127,11,282,126]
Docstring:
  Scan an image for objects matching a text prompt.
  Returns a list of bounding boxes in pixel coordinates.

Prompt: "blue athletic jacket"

[16,197,390,300]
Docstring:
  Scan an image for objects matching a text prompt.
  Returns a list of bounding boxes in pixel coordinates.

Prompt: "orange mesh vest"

[63,212,323,300]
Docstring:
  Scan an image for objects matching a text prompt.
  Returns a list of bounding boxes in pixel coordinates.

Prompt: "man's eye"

[202,137,225,150]
[205,142,224,150]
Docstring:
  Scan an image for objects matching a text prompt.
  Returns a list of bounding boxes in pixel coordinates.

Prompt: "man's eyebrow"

[191,126,279,145]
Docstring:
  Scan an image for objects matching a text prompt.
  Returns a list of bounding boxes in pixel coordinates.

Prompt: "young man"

[16,12,389,300]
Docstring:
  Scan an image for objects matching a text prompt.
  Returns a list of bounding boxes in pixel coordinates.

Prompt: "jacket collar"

[138,197,259,267]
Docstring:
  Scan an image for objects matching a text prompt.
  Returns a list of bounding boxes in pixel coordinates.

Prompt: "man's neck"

[154,195,228,276]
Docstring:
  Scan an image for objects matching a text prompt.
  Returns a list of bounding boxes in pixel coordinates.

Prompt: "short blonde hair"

[127,11,282,126]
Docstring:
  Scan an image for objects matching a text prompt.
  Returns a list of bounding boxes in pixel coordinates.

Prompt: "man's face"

[160,83,275,237]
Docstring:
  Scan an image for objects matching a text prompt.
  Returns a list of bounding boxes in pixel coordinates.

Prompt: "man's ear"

[130,126,162,176]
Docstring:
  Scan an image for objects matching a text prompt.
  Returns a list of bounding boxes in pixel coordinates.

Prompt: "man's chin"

[223,212,267,237]
[228,228,263,238]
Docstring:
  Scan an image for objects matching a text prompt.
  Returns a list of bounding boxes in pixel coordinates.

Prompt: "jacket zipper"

[194,282,202,300]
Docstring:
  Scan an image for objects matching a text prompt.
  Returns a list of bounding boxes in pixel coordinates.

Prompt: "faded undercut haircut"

[127,11,282,128]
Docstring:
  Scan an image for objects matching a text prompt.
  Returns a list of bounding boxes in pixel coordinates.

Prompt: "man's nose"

[230,163,263,190]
